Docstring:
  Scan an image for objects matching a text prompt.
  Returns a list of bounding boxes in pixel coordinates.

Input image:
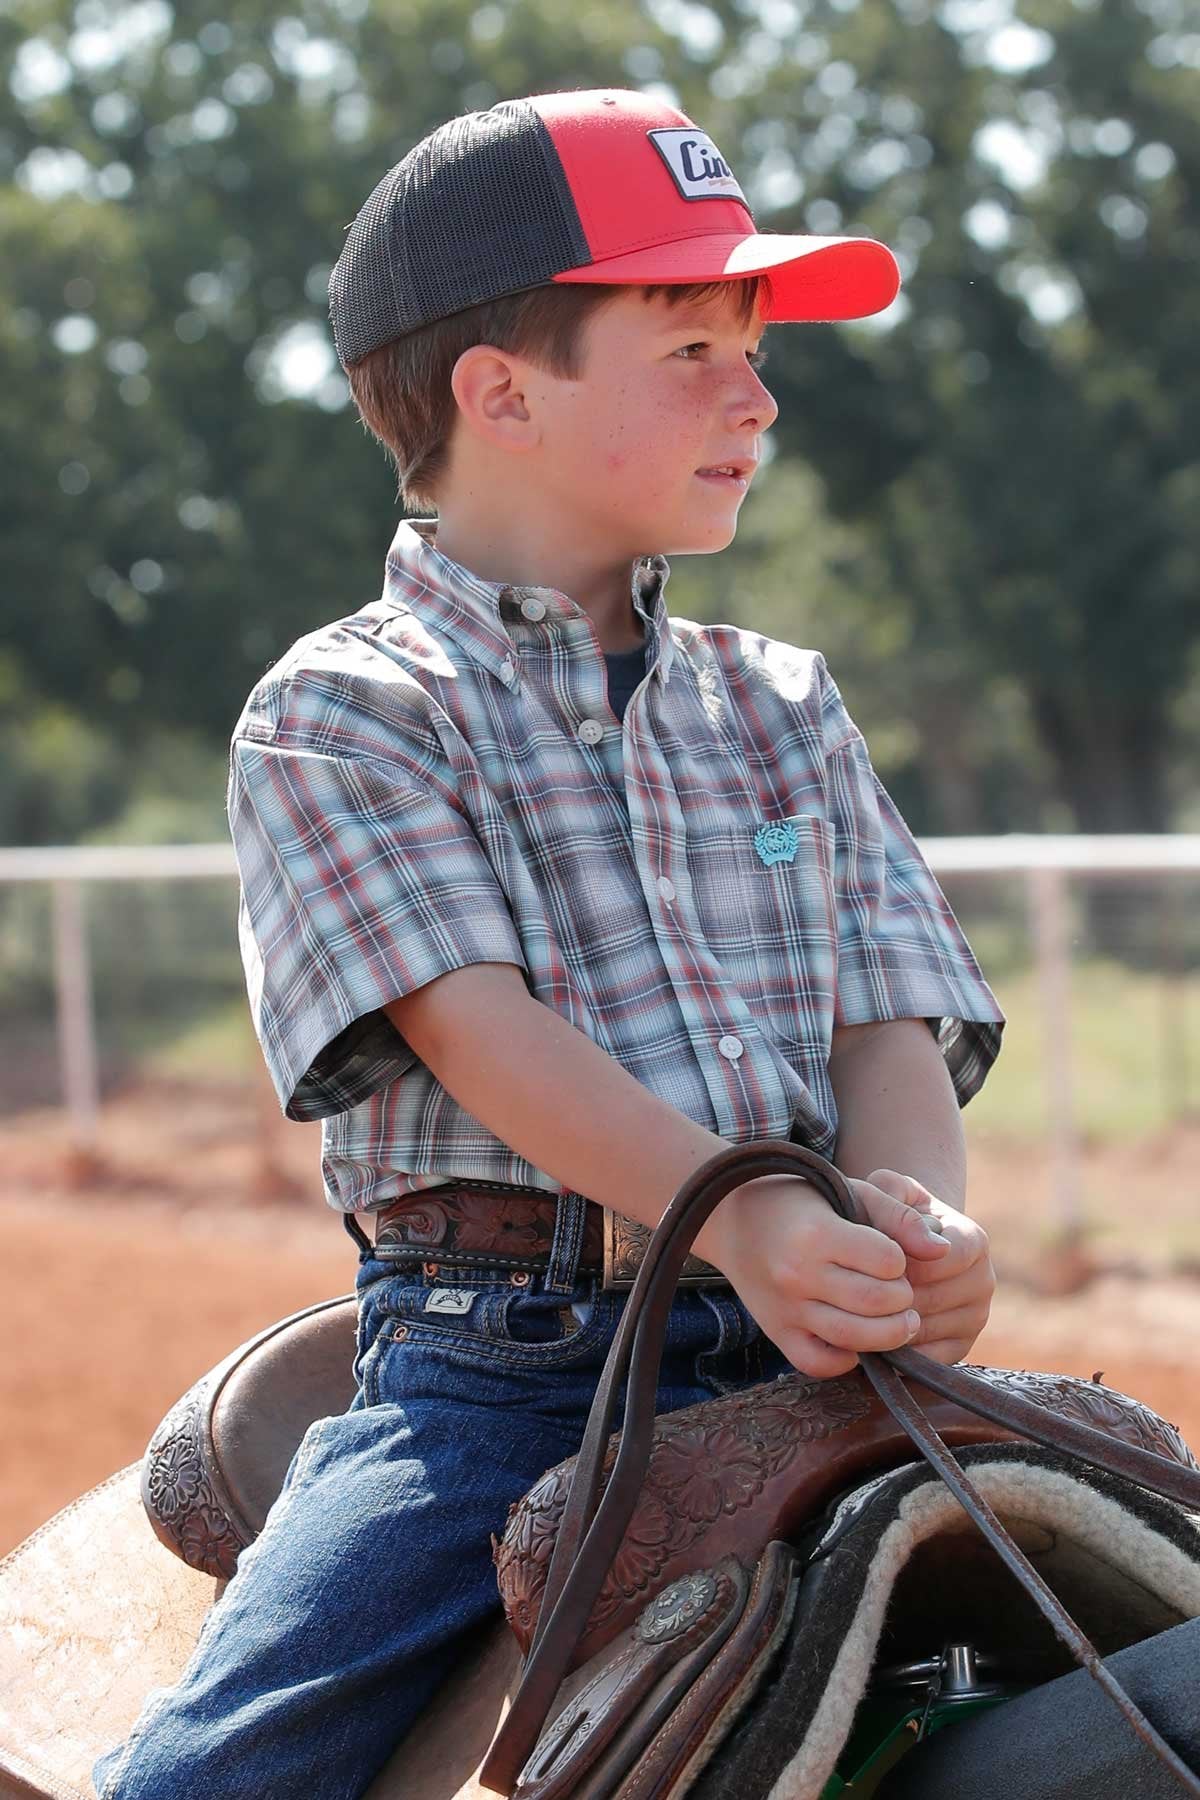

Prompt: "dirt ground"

[3,1076,1199,1557]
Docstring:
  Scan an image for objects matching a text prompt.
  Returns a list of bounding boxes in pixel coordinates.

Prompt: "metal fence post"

[51,878,100,1150]
[1028,864,1082,1237]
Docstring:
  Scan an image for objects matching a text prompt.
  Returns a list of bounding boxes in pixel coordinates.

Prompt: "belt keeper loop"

[343,1212,373,1256]
[544,1192,587,1295]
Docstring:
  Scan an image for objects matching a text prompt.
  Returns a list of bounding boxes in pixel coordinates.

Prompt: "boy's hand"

[700,1172,953,1379]
[864,1169,995,1366]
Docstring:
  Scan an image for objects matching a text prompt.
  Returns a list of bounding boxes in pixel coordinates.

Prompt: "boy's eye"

[674,342,770,369]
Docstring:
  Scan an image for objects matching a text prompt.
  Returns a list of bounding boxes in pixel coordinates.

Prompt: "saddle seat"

[0,1299,520,1800]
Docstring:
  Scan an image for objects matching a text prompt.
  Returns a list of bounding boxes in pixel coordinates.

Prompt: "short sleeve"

[820,670,1004,1106]
[229,736,526,1121]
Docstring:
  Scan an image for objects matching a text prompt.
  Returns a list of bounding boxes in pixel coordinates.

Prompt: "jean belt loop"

[544,1191,587,1295]
[342,1211,374,1256]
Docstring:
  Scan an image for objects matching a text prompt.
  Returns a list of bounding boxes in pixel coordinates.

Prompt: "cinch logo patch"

[647,128,748,206]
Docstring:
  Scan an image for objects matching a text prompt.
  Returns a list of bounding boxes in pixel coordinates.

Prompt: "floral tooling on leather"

[493,1371,872,1649]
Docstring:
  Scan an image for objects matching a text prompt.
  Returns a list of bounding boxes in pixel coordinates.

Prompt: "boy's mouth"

[695,460,756,491]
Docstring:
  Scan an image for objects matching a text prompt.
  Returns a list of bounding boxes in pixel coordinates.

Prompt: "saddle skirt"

[491,1373,1200,1800]
[493,1363,1195,1666]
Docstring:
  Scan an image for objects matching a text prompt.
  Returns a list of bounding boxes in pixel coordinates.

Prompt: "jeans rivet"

[422,1262,440,1277]
[392,1325,409,1342]
[510,1270,531,1287]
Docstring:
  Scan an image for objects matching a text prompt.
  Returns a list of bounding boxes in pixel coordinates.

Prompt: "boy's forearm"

[384,963,732,1249]
[828,1017,967,1209]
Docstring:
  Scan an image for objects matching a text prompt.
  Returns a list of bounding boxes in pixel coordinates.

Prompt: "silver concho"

[635,1570,719,1643]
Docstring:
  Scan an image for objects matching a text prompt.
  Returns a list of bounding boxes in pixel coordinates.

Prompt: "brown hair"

[345,277,767,511]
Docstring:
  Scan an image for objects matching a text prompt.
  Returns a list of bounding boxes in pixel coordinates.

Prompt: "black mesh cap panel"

[329,99,592,367]
[330,161,410,363]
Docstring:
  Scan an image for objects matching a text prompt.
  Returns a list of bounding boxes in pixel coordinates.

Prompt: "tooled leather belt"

[369,1181,726,1290]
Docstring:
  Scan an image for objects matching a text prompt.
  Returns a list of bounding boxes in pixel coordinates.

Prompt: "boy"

[96,88,1003,1800]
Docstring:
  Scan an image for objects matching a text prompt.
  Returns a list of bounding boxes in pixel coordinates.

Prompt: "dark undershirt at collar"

[604,640,648,723]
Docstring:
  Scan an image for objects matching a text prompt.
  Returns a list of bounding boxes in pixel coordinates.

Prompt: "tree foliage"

[1,0,1197,839]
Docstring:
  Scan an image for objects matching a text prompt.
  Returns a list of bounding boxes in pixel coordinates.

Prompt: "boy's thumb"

[855,1170,949,1258]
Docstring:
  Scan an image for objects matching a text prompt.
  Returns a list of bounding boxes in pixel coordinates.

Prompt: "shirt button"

[576,718,605,745]
[499,658,517,685]
[656,876,676,902]
[520,597,546,622]
[718,1035,744,1061]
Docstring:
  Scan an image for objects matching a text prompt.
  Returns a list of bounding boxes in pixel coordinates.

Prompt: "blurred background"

[1,0,1198,1552]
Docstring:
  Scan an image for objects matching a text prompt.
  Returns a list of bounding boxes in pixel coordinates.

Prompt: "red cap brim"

[554,232,901,322]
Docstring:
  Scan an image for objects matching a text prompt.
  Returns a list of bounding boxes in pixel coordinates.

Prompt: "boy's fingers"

[776,1332,861,1380]
[867,1168,938,1211]
[850,1176,951,1264]
[909,1301,989,1348]
[818,1263,915,1319]
[906,1239,973,1285]
[907,1263,995,1313]
[820,1213,908,1280]
[907,1222,993,1291]
[799,1300,922,1354]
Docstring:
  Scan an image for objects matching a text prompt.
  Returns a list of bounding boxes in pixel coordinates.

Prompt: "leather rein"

[481,1141,1200,1797]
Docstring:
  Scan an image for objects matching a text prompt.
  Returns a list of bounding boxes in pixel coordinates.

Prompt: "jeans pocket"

[357,1272,617,1396]
[413,1284,615,1371]
[500,1285,593,1349]
[694,1292,762,1394]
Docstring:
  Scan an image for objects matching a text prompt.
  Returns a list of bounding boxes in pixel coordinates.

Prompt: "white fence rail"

[3,836,1199,1230]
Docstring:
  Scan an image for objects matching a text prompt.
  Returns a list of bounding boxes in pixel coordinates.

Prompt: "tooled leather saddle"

[477,1143,1200,1800]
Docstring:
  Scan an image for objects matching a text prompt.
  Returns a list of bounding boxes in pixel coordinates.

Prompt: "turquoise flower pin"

[754,821,799,867]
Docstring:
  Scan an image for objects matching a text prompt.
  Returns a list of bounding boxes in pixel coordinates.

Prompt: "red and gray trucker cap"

[329,87,901,368]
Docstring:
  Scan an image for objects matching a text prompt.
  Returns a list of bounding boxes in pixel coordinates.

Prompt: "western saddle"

[126,1141,1200,1799]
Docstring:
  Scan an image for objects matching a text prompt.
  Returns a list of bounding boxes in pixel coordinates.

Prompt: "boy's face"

[524,284,777,559]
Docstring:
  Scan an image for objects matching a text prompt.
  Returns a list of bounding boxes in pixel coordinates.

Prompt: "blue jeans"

[95,1255,787,1800]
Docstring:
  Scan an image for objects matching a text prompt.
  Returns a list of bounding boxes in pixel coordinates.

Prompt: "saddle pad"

[687,1444,1200,1800]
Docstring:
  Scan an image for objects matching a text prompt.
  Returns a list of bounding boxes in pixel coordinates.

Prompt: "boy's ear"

[450,344,539,453]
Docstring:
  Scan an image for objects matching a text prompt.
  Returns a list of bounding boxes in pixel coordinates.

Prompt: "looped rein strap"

[480,1142,1200,1797]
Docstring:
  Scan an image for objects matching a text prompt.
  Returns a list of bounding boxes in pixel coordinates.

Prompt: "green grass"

[148,996,259,1079]
[966,958,1200,1142]
[121,957,1200,1146]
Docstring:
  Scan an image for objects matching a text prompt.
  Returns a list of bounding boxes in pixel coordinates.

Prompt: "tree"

[1,0,1196,838]
[665,0,1200,830]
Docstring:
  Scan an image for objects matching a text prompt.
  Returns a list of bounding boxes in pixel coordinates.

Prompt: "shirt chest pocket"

[684,811,839,1030]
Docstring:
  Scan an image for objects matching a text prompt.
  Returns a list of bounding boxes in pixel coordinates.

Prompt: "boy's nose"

[734,370,778,434]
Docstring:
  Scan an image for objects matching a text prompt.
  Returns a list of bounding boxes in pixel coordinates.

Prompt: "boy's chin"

[664,518,741,556]
[598,505,740,559]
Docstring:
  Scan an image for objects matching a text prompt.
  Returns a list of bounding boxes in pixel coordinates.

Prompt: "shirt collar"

[383,519,675,689]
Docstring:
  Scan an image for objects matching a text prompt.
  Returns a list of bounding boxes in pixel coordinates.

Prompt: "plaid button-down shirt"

[229,520,1003,1212]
